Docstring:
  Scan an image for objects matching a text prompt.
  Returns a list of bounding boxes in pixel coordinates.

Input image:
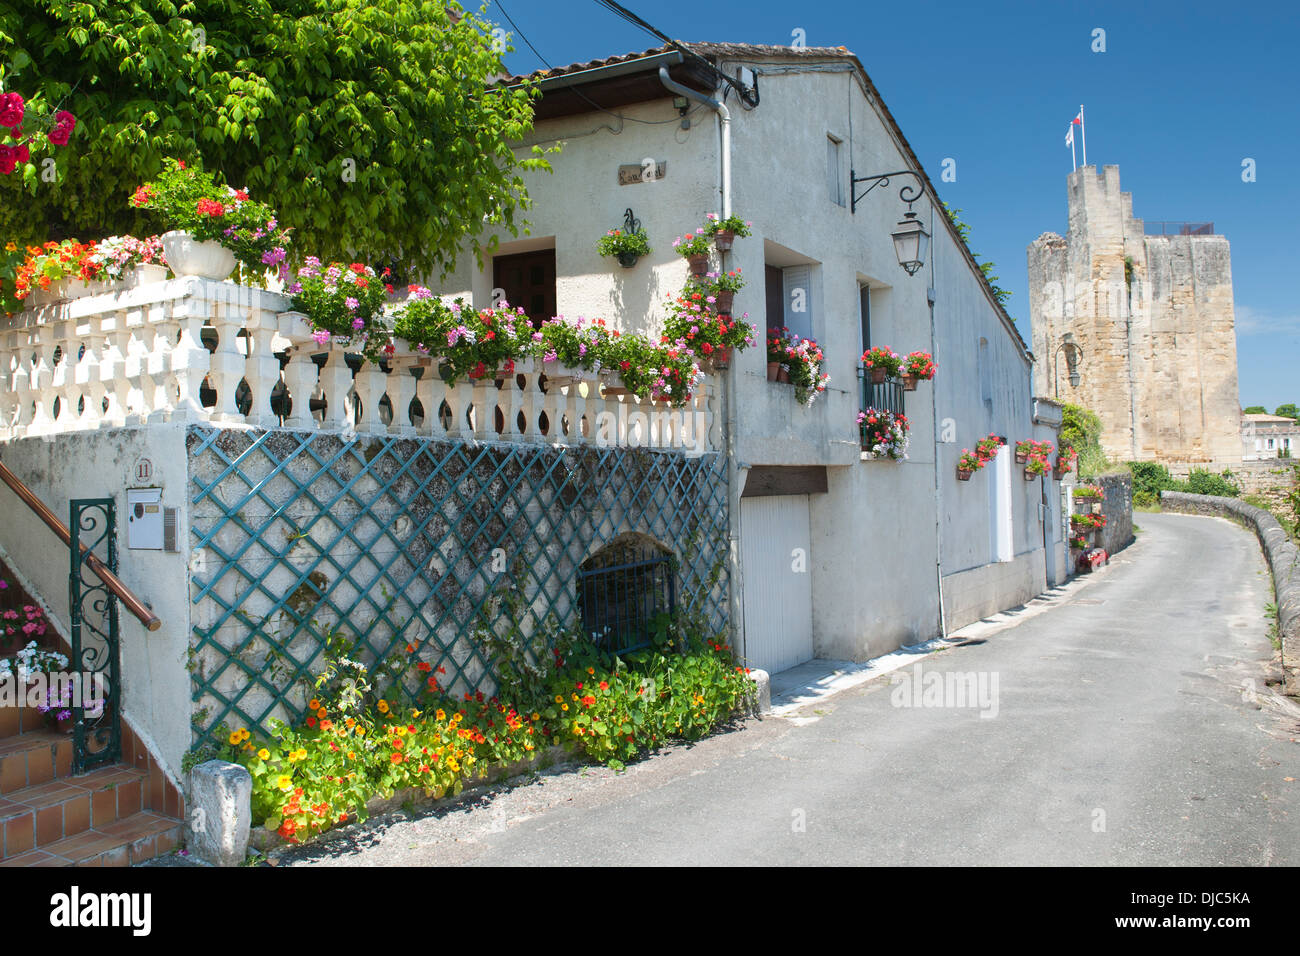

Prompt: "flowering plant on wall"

[11,239,102,300]
[0,91,76,176]
[288,259,392,361]
[85,235,165,281]
[1073,484,1103,500]
[782,333,830,406]
[436,301,536,385]
[1020,439,1054,477]
[671,229,711,258]
[861,346,903,380]
[903,351,936,381]
[975,433,1005,463]
[595,227,651,263]
[957,449,984,478]
[535,316,615,372]
[1070,512,1106,531]
[662,292,754,366]
[858,407,910,460]
[390,286,454,353]
[130,159,290,280]
[1056,445,1078,474]
[702,213,753,239]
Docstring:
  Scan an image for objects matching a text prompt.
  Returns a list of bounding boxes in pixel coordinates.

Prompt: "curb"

[1160,491,1300,693]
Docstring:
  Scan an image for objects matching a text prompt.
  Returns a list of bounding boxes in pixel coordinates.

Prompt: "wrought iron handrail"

[858,367,907,417]
[0,457,161,631]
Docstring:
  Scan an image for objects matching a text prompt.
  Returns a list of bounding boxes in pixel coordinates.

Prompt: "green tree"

[1243,405,1267,415]
[0,0,549,278]
[1275,403,1298,420]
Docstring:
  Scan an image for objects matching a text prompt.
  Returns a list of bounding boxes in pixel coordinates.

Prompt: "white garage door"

[740,494,814,674]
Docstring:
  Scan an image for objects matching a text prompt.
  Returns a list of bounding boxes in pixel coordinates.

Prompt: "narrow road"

[280,512,1300,866]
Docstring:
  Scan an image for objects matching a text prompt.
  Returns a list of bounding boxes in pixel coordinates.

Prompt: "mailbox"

[126,487,164,550]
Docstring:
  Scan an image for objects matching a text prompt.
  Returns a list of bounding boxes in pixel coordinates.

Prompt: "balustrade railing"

[0,279,721,454]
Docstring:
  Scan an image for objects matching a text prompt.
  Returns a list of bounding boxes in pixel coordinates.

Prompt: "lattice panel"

[187,425,728,741]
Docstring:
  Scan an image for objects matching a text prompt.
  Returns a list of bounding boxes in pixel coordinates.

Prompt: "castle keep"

[1027,165,1240,466]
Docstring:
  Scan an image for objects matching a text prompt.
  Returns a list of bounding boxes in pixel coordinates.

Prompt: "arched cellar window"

[576,537,676,654]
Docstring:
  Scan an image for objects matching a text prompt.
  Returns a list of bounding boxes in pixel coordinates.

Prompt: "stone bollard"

[747,668,772,715]
[188,760,252,867]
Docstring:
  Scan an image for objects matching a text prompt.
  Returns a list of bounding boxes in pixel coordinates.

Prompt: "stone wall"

[1028,165,1240,468]
[1160,492,1300,693]
[1095,472,1135,556]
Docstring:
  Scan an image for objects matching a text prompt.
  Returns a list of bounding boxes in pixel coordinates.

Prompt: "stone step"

[0,730,72,795]
[0,764,149,856]
[0,812,182,867]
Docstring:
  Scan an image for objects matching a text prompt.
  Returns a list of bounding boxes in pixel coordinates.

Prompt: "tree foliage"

[1275,403,1298,420]
[1243,405,1267,415]
[0,0,550,278]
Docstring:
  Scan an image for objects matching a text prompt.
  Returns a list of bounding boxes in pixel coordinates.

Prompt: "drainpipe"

[658,67,743,657]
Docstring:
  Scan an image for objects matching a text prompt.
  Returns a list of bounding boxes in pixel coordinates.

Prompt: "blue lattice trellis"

[186,425,729,741]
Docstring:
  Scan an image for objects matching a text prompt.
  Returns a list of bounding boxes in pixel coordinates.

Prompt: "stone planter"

[29,280,70,305]
[160,230,236,280]
[687,253,709,277]
[712,229,735,253]
[67,278,116,299]
[126,262,170,288]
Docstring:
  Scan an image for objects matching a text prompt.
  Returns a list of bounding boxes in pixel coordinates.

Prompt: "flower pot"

[767,361,779,382]
[1015,451,1027,464]
[1023,468,1039,481]
[30,280,70,305]
[956,468,974,481]
[869,367,887,385]
[126,262,170,288]
[776,366,790,384]
[160,230,236,280]
[713,230,735,253]
[901,373,918,391]
[687,253,710,277]
[704,347,730,372]
[616,251,640,269]
[715,290,735,313]
[68,278,115,299]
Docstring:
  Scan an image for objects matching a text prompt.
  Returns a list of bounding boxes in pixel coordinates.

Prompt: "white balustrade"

[0,279,722,455]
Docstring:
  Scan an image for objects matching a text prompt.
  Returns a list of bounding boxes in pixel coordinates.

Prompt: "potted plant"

[12,239,102,303]
[861,346,902,385]
[287,258,393,362]
[672,229,712,277]
[901,351,936,391]
[596,226,651,269]
[689,268,745,315]
[975,433,1005,463]
[703,213,753,253]
[663,290,755,374]
[783,334,830,406]
[434,301,536,385]
[1024,453,1050,480]
[1014,439,1033,464]
[767,328,790,382]
[1055,445,1078,478]
[858,407,911,460]
[957,449,982,480]
[130,158,290,282]
[86,235,168,287]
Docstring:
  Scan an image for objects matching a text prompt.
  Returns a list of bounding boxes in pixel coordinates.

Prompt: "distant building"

[1242,413,1299,460]
[1027,166,1241,468]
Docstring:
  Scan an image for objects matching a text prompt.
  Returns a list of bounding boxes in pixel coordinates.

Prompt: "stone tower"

[1027,165,1240,466]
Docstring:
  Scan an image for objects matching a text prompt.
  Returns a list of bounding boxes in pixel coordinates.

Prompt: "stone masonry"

[1028,165,1241,467]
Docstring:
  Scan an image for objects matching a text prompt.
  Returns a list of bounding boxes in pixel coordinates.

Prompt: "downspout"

[658,67,743,658]
[928,203,948,639]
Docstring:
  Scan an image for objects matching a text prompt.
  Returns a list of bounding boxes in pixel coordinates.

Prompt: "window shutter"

[783,266,814,341]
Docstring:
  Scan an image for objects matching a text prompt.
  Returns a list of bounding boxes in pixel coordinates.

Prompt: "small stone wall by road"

[1161,491,1300,693]
[1094,472,1135,556]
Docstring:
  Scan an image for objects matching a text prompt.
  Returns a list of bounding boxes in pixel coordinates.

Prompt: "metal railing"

[0,457,161,631]
[577,545,676,655]
[858,368,907,417]
[1143,221,1214,236]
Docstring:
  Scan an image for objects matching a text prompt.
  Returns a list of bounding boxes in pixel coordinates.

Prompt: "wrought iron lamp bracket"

[850,168,924,214]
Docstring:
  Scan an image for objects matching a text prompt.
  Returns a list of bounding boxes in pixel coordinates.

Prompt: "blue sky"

[485,0,1298,412]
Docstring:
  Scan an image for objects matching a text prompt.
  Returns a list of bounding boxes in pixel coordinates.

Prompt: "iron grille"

[577,545,676,655]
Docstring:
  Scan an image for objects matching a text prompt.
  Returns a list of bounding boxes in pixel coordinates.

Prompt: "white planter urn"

[160,230,236,280]
[126,262,170,288]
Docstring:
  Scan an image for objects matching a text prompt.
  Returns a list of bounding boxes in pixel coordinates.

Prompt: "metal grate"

[577,543,676,654]
[187,425,728,741]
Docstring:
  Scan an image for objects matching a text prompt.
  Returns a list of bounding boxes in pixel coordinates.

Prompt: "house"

[1242,412,1299,460]
[432,41,1070,674]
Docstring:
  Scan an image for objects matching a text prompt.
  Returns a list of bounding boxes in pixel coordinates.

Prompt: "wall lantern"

[1055,332,1085,396]
[850,167,928,276]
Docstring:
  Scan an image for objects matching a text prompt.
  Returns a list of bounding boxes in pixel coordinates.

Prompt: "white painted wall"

[434,51,1055,661]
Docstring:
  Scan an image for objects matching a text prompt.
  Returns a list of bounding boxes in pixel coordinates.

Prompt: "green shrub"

[1185,468,1240,498]
[1133,489,1158,508]
[1127,462,1178,498]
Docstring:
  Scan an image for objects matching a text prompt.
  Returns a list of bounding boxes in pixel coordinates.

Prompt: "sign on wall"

[618,160,667,185]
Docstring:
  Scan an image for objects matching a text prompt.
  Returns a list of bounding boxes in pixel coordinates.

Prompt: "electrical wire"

[493,0,705,127]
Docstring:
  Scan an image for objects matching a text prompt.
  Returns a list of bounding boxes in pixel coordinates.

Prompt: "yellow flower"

[554,695,563,704]
[436,709,446,721]
[377,699,389,714]
[395,726,407,737]
[277,775,292,791]
[531,712,540,722]
[228,731,241,745]
[561,703,569,711]
[295,748,307,760]
[257,749,270,760]
[411,709,422,718]
[347,751,356,760]
[356,727,366,737]
[4,241,16,252]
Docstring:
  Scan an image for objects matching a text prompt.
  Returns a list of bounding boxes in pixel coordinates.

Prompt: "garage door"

[740,494,814,674]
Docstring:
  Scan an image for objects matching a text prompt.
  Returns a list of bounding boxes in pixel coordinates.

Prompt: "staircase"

[0,681,184,866]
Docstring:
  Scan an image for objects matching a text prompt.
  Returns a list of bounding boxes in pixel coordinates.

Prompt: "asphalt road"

[278,511,1300,866]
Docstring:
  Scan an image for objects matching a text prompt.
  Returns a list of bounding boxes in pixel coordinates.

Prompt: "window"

[765,265,784,335]
[858,283,871,355]
[827,135,845,206]
[1268,438,1275,449]
[577,538,676,654]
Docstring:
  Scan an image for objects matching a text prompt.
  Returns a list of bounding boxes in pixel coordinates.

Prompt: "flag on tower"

[1065,123,1076,170]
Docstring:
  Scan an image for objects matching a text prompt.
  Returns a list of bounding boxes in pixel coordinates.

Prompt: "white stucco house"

[434,41,1068,673]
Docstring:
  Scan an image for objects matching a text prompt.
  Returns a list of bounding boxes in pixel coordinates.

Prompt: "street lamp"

[891,211,930,277]
[850,167,929,276]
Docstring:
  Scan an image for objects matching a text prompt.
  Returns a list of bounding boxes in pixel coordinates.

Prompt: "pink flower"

[47,110,76,147]
[311,329,331,345]
[0,92,23,129]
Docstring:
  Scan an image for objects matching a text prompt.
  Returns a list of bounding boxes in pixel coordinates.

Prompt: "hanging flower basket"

[616,251,640,269]
[777,365,790,383]
[957,467,974,481]
[703,213,752,252]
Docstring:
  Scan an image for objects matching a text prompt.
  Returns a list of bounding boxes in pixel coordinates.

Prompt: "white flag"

[1065,126,1074,147]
